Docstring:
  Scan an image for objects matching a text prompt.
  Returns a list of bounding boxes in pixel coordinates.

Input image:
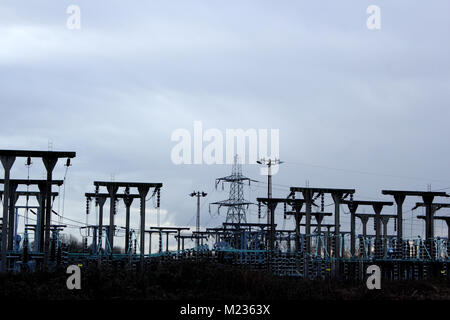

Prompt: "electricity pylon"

[211,155,256,224]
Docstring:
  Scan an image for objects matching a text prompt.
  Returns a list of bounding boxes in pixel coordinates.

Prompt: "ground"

[1,261,449,300]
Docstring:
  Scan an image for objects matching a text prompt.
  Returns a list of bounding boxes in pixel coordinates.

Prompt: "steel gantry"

[85,192,142,254]
[289,187,355,258]
[0,190,59,252]
[382,190,449,241]
[149,227,190,253]
[382,190,449,259]
[341,199,394,257]
[0,150,75,271]
[92,181,162,264]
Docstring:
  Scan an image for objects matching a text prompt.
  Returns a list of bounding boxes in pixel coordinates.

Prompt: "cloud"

[1,1,450,246]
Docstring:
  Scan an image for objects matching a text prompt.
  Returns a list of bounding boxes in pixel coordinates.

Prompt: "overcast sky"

[1,1,450,250]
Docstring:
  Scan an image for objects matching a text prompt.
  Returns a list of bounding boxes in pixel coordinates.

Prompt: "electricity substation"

[1,149,450,281]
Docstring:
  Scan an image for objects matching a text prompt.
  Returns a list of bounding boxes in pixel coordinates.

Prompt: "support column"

[394,194,406,258]
[358,216,369,237]
[373,204,383,259]
[97,196,106,263]
[1,155,15,272]
[315,213,324,255]
[106,185,118,253]
[422,195,435,240]
[267,202,278,252]
[302,190,313,253]
[42,156,58,269]
[326,226,332,257]
[177,230,181,253]
[35,187,46,252]
[92,226,98,254]
[331,192,343,258]
[149,232,152,255]
[7,183,18,251]
[393,195,405,240]
[123,196,133,253]
[166,232,169,252]
[348,203,358,256]
[292,204,303,252]
[380,216,390,257]
[138,186,150,263]
[422,195,436,260]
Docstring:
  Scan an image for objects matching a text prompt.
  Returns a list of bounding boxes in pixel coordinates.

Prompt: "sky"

[1,1,450,251]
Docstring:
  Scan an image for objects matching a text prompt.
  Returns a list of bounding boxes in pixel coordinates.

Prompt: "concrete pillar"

[358,215,369,237]
[292,203,303,252]
[381,216,390,257]
[36,183,47,253]
[42,156,58,269]
[92,226,98,254]
[7,183,18,251]
[97,196,106,264]
[138,186,150,262]
[393,194,405,240]
[165,232,169,252]
[267,202,278,252]
[123,196,133,253]
[373,204,383,259]
[302,191,313,253]
[422,195,436,260]
[331,192,343,258]
[106,185,118,253]
[1,155,15,272]
[422,195,435,240]
[348,203,359,256]
[315,213,324,255]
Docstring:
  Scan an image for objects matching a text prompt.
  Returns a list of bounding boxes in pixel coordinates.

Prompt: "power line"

[285,161,450,183]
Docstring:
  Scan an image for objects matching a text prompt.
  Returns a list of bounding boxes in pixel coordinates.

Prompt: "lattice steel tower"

[211,155,255,224]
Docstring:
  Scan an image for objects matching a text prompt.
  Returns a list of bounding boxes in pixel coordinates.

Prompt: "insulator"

[86,197,90,215]
[321,193,324,212]
[95,185,99,206]
[258,202,261,219]
[157,188,161,208]
[284,202,287,214]
[114,198,119,215]
[349,193,354,211]
[65,158,71,167]
[394,217,397,231]
[26,156,32,166]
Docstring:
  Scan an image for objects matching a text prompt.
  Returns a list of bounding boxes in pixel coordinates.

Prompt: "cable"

[285,160,450,184]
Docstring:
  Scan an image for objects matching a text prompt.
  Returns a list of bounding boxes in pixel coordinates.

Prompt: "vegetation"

[0,261,449,300]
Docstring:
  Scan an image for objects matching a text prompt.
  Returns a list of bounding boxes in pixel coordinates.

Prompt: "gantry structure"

[1,148,450,281]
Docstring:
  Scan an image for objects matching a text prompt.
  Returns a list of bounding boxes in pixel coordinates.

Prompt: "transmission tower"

[210,155,256,224]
